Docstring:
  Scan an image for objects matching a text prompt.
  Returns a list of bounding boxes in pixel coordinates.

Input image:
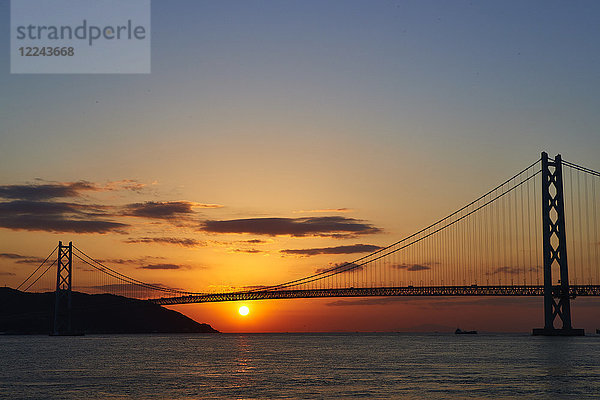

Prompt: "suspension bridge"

[15,152,600,336]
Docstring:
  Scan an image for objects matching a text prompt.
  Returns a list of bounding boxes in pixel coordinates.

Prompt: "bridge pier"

[532,153,584,336]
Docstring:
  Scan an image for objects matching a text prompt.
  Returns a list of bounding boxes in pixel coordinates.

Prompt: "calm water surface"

[1,333,599,399]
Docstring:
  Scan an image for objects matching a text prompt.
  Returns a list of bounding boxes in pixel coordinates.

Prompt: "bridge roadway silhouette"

[151,285,600,306]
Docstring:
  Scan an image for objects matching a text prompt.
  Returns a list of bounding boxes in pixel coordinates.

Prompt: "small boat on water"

[596,329,600,335]
[455,328,477,334]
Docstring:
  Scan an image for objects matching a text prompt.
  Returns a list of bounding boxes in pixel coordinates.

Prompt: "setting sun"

[238,306,250,316]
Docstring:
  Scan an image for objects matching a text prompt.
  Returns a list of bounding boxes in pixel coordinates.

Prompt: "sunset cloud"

[393,264,431,272]
[240,285,269,291]
[103,179,146,192]
[0,181,226,234]
[124,237,205,247]
[231,248,264,254]
[0,253,45,264]
[137,263,185,270]
[0,215,128,234]
[201,216,381,237]
[292,208,353,214]
[194,203,224,209]
[281,244,383,257]
[486,266,540,276]
[123,201,222,220]
[0,200,127,234]
[123,201,196,219]
[95,256,167,266]
[0,181,99,200]
[0,200,90,215]
[0,180,150,201]
[0,183,224,233]
[315,262,363,274]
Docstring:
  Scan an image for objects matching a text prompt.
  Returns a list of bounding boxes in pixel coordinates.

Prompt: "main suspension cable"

[254,160,542,292]
[16,245,58,290]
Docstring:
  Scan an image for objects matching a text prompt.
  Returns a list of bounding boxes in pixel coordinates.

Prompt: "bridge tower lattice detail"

[52,241,73,336]
[532,153,584,336]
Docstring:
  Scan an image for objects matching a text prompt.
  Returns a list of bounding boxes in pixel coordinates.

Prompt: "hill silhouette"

[0,288,218,334]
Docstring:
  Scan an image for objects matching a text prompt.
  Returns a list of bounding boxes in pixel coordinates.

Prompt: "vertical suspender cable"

[584,173,591,284]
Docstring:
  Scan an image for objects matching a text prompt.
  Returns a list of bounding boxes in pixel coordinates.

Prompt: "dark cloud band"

[281,244,383,256]
[0,200,127,234]
[123,201,196,219]
[202,216,381,237]
[0,215,127,234]
[0,181,98,200]
[138,263,184,270]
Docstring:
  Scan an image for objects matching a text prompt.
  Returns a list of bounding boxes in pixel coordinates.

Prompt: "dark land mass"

[0,287,218,334]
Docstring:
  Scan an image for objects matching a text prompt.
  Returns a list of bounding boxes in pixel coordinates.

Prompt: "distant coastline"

[0,288,218,334]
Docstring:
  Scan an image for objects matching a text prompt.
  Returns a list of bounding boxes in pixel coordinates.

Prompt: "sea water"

[1,333,599,399]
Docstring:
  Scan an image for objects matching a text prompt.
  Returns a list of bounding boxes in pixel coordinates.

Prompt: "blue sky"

[2,1,599,181]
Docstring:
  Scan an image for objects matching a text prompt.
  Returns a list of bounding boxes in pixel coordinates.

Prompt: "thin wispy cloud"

[486,266,540,276]
[315,262,363,274]
[103,179,146,192]
[393,264,431,272]
[124,237,205,247]
[96,256,166,266]
[230,248,265,254]
[0,253,45,264]
[238,239,269,244]
[292,208,353,214]
[194,203,224,209]
[240,285,269,291]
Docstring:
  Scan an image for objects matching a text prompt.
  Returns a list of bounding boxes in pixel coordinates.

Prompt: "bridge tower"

[52,241,73,336]
[532,153,584,336]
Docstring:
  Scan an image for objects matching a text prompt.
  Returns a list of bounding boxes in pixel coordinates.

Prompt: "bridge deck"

[150,285,600,305]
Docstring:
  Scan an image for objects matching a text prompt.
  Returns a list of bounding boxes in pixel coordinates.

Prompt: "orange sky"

[166,297,600,333]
